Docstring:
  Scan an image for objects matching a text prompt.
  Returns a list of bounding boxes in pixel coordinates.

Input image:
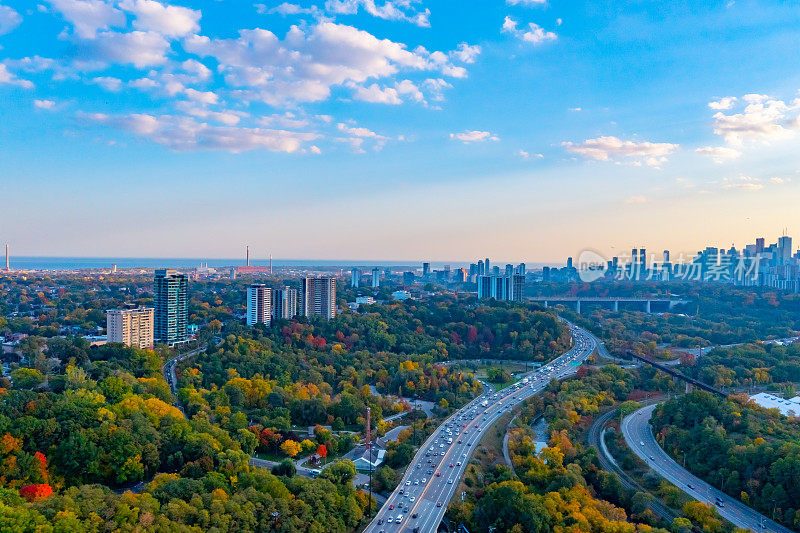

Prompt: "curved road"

[622,404,792,533]
[587,407,679,522]
[364,323,597,533]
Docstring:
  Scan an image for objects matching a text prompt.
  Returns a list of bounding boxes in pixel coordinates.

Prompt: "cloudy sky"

[1,0,800,263]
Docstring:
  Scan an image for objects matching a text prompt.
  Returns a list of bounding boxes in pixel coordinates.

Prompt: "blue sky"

[1,0,800,263]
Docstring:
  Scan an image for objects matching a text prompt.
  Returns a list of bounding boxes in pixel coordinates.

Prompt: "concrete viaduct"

[528,296,690,314]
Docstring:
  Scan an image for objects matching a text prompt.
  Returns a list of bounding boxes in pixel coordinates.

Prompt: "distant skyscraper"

[300,277,336,320]
[663,250,670,262]
[567,257,573,269]
[107,307,154,349]
[455,268,467,283]
[756,238,765,254]
[485,258,490,274]
[403,271,415,285]
[477,260,485,276]
[639,248,646,270]
[247,284,272,326]
[371,267,380,288]
[351,268,361,288]
[422,262,431,277]
[505,264,514,277]
[154,269,188,345]
[477,275,522,301]
[778,236,792,263]
[517,263,526,276]
[273,287,298,320]
[492,265,500,276]
[510,274,525,302]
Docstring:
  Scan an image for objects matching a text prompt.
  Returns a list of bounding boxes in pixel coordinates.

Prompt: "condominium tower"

[300,277,337,319]
[273,286,298,320]
[154,269,188,345]
[246,284,272,326]
[107,307,154,349]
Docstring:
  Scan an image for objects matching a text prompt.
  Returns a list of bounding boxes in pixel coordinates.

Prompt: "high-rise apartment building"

[154,269,188,345]
[478,274,526,301]
[273,287,298,320]
[351,268,361,288]
[107,307,154,349]
[505,264,514,277]
[422,262,431,277]
[247,284,272,326]
[510,274,525,302]
[300,277,336,319]
[371,268,380,288]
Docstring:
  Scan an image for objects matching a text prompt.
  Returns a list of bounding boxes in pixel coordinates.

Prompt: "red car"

[449,464,454,468]
[436,472,441,477]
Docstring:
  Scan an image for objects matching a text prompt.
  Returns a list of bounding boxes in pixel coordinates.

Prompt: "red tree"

[317,444,328,459]
[19,484,52,502]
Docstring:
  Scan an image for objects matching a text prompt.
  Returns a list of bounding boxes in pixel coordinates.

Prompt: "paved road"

[587,406,678,522]
[163,338,221,412]
[363,322,597,533]
[622,404,792,533]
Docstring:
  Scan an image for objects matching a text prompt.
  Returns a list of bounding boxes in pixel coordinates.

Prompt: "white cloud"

[722,175,763,191]
[179,105,242,126]
[422,78,452,101]
[515,149,529,159]
[34,99,56,109]
[337,122,384,138]
[325,0,430,27]
[711,94,800,146]
[0,64,33,88]
[92,75,122,91]
[350,79,425,105]
[184,88,218,105]
[184,22,465,106]
[625,195,647,204]
[0,4,22,35]
[260,113,310,129]
[83,112,319,152]
[502,16,557,45]
[452,43,481,64]
[563,136,678,166]
[48,0,125,39]
[336,121,391,152]
[450,130,499,143]
[259,3,321,16]
[708,96,736,110]
[86,30,171,67]
[506,0,547,5]
[118,0,201,38]
[695,145,741,163]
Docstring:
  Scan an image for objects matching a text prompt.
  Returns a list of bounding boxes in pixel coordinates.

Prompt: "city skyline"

[2,1,800,260]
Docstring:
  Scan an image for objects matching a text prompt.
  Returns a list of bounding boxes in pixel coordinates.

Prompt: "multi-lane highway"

[622,404,793,533]
[364,323,597,533]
